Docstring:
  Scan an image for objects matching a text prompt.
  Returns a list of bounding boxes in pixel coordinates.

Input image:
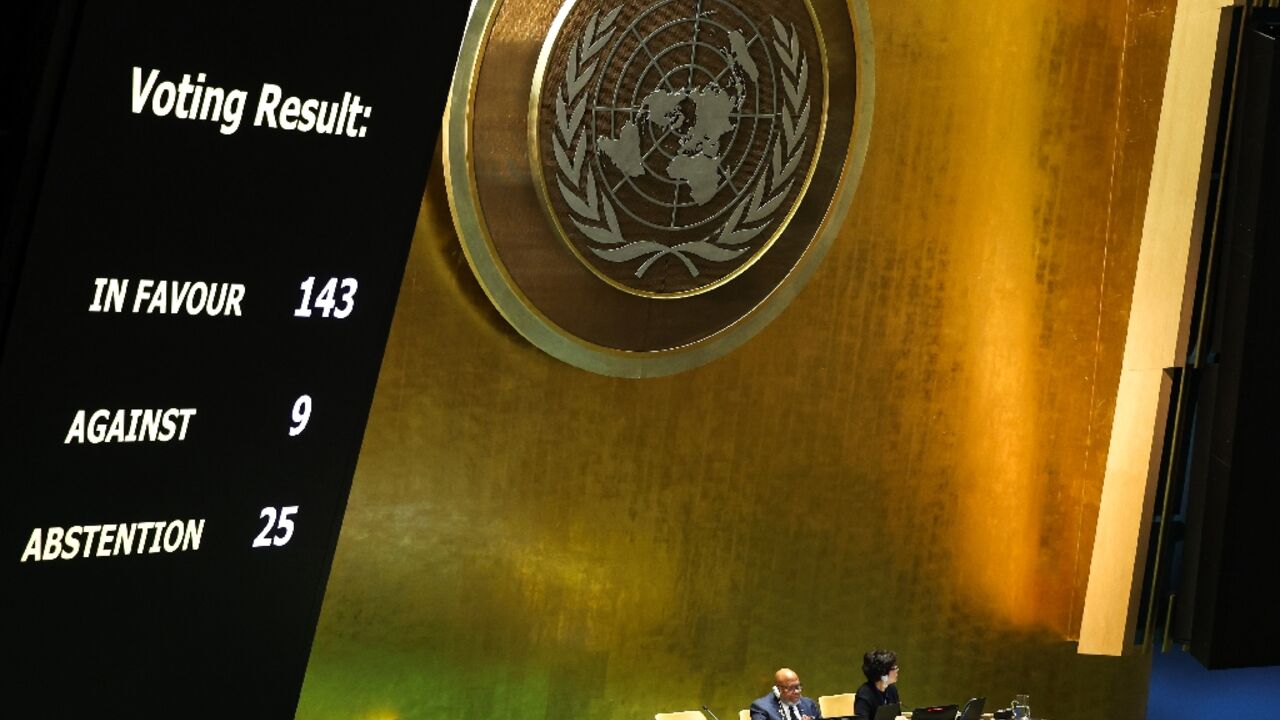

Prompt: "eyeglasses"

[890,666,900,672]
[780,684,803,692]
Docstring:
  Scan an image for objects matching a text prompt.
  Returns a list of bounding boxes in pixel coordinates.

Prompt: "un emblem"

[533,1,819,296]
[447,0,872,374]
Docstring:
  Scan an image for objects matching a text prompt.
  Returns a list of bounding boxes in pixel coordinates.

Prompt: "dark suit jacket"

[750,692,823,720]
[854,681,899,720]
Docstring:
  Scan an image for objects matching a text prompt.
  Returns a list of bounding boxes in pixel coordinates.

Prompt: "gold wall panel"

[298,1,1179,718]
[1080,0,1235,656]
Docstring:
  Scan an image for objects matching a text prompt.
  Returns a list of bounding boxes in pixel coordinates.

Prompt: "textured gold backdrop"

[298,1,1177,718]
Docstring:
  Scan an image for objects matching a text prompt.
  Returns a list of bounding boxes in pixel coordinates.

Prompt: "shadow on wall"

[1146,648,1280,720]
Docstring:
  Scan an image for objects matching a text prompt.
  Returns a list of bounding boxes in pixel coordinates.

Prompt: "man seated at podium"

[750,667,823,720]
[854,649,901,720]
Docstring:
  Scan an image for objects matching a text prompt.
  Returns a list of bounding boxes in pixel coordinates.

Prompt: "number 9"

[289,394,312,437]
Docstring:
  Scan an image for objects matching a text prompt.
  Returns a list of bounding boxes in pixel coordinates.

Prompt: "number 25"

[252,506,298,548]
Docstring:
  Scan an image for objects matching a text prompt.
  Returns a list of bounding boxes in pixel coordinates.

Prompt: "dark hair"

[862,649,898,683]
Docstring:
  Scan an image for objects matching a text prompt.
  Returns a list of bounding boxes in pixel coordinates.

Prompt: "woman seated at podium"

[854,649,900,720]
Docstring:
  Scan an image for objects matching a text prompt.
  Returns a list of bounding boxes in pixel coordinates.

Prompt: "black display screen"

[1,2,467,713]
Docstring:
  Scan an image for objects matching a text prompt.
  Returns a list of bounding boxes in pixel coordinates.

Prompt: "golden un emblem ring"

[446,0,873,376]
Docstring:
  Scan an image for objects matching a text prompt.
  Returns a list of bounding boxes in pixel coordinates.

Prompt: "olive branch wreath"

[553,8,810,279]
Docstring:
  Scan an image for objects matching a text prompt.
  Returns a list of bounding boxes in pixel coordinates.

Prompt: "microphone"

[702,705,723,720]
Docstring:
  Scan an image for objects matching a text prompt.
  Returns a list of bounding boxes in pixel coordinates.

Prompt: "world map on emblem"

[597,33,754,205]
